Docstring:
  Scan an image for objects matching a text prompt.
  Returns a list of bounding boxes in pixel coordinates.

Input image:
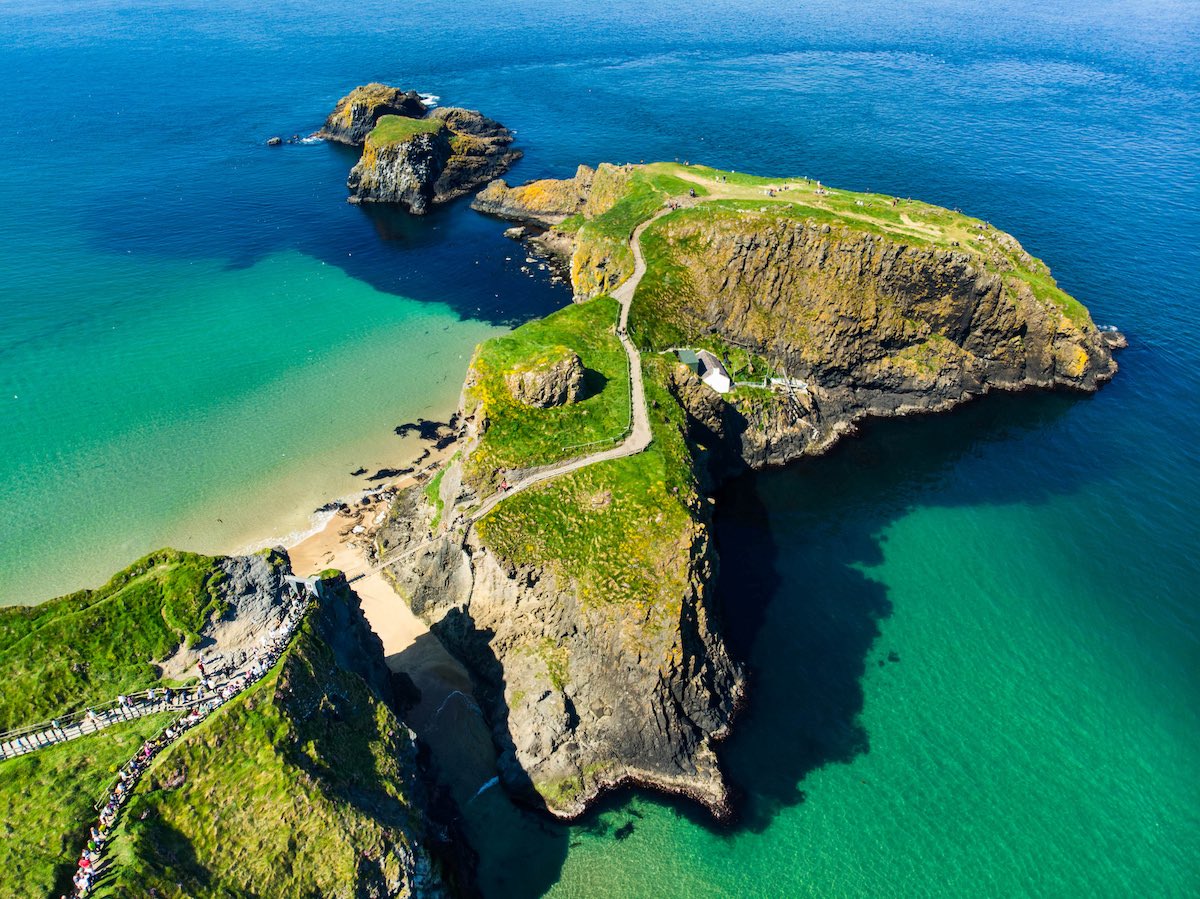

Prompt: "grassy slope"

[564,166,709,295]
[368,113,444,145]
[0,713,174,899]
[477,355,698,611]
[101,601,430,898]
[0,550,224,730]
[464,296,630,492]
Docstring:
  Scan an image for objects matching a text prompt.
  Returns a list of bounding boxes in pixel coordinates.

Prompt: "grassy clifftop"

[463,296,630,494]
[0,714,173,899]
[477,354,699,612]
[0,550,225,730]
[1,570,444,899]
[99,581,443,898]
[368,113,445,146]
[561,164,709,297]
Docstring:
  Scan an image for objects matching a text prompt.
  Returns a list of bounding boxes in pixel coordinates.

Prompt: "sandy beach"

[285,441,475,727]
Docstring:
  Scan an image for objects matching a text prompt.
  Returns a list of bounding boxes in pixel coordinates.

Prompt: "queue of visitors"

[60,585,310,898]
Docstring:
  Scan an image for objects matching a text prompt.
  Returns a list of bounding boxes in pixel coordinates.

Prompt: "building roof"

[676,349,700,366]
[696,349,730,380]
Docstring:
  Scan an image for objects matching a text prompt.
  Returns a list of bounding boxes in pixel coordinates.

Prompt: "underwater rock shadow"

[85,142,572,330]
[709,388,1101,834]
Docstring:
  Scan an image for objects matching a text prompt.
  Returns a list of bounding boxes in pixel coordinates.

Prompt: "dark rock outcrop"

[345,106,521,213]
[504,348,584,408]
[316,83,427,145]
[642,212,1119,475]
[378,459,742,820]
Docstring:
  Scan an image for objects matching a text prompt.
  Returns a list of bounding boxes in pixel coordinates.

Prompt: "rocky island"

[0,151,1121,896]
[379,161,1121,818]
[319,83,521,213]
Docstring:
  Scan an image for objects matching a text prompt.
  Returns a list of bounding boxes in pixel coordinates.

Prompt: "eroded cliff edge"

[380,162,1121,822]
[379,300,743,819]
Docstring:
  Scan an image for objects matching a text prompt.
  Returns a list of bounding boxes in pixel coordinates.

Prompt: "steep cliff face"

[316,82,428,145]
[633,207,1119,472]
[378,352,743,819]
[376,160,1121,825]
[472,161,1120,473]
[347,108,521,213]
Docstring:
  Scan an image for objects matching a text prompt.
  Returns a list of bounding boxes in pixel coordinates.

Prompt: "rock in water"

[345,107,521,213]
[472,165,597,224]
[504,347,585,408]
[316,82,427,145]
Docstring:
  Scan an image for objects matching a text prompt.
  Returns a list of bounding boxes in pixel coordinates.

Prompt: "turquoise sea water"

[1,0,1197,895]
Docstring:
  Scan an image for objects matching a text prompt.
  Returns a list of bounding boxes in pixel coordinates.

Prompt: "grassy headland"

[99,589,436,898]
[0,550,224,730]
[0,713,174,899]
[477,355,699,611]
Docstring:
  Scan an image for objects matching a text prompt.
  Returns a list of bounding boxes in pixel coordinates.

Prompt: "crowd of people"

[61,585,311,898]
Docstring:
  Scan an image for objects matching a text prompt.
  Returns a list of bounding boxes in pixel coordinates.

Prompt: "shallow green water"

[2,246,503,602]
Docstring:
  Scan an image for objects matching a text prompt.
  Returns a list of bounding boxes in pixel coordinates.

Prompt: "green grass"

[464,296,630,493]
[424,465,448,531]
[366,114,444,146]
[100,595,434,898]
[0,549,226,731]
[570,167,710,294]
[627,185,1097,351]
[0,713,174,899]
[477,356,699,611]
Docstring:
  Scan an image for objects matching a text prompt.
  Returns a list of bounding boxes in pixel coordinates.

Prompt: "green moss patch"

[367,114,444,146]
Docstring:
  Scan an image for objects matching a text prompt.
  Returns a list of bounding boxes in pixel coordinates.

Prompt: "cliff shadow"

[394,617,570,899]
[710,388,1097,833]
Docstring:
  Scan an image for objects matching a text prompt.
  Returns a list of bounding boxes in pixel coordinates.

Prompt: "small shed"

[696,350,732,394]
[675,348,700,373]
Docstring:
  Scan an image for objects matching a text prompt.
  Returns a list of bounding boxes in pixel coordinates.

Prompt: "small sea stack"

[319,83,521,214]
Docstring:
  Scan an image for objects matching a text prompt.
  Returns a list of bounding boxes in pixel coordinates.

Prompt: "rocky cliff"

[345,106,521,213]
[107,572,452,897]
[0,553,455,898]
[378,341,743,819]
[473,162,1122,473]
[472,164,597,224]
[374,161,1121,826]
[635,206,1121,474]
[316,82,428,145]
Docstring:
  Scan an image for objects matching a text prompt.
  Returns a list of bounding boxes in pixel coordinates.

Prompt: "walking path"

[1,687,212,761]
[60,581,315,897]
[451,209,666,524]
[0,576,317,762]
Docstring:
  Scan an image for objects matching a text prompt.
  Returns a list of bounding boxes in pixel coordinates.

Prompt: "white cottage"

[696,349,732,394]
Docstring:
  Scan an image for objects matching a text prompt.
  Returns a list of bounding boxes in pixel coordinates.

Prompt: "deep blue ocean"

[1,0,1197,895]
